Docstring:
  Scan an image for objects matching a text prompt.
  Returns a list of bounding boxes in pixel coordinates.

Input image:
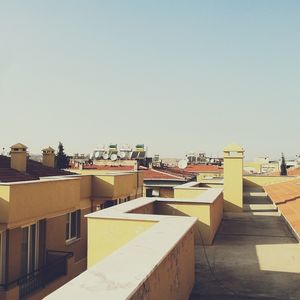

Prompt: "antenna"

[178,159,188,169]
[111,154,117,161]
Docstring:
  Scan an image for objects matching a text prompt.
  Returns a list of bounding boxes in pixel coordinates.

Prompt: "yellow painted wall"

[243,175,296,188]
[131,228,195,300]
[80,175,92,200]
[87,218,156,267]
[154,198,223,245]
[224,157,243,212]
[46,207,90,262]
[10,152,27,172]
[174,188,207,199]
[7,179,80,228]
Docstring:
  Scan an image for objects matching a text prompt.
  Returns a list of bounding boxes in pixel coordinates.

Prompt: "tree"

[280,153,287,176]
[56,142,70,169]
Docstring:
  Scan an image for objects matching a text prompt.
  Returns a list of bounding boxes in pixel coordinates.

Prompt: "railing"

[0,250,73,299]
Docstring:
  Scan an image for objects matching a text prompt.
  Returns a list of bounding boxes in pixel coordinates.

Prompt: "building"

[46,143,300,299]
[0,143,143,300]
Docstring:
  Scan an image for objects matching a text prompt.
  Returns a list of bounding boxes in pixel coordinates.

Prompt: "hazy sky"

[1,1,299,160]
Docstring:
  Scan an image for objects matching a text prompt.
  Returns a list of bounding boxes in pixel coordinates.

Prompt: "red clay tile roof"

[268,167,300,176]
[83,165,135,171]
[264,178,300,237]
[143,169,185,180]
[0,155,74,182]
[183,165,223,173]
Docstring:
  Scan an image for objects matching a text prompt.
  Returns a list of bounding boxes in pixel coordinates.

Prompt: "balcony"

[0,251,73,300]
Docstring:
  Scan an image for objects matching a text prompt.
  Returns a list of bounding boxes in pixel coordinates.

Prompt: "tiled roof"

[0,168,38,182]
[143,169,185,180]
[268,167,300,176]
[175,165,223,173]
[0,155,74,182]
[83,165,135,171]
[264,178,300,237]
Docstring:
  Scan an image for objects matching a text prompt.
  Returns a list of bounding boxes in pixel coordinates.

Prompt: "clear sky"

[1,1,299,160]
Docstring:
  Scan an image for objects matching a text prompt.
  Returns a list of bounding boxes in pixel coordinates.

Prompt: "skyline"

[1,1,299,159]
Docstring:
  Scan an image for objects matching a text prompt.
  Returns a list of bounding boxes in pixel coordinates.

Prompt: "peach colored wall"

[131,228,195,300]
[7,179,80,227]
[46,208,90,262]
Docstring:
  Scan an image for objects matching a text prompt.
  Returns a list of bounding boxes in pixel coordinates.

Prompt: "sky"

[0,1,299,160]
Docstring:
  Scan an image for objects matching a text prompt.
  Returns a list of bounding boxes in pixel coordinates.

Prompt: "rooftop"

[0,155,74,182]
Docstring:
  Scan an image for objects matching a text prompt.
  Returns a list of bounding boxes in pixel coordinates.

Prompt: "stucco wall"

[224,157,243,212]
[131,228,195,300]
[46,207,90,262]
[174,188,206,199]
[7,179,81,227]
[243,175,296,188]
[87,218,156,267]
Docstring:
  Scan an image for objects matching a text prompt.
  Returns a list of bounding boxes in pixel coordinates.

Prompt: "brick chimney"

[10,143,28,172]
[42,146,55,168]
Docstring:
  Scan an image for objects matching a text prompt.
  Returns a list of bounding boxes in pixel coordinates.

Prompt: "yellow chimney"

[10,143,28,172]
[223,144,244,212]
[42,146,55,168]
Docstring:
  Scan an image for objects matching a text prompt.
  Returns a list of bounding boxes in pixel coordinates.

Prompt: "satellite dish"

[94,151,100,158]
[89,152,94,159]
[178,159,188,169]
[103,153,109,160]
[119,151,126,159]
[111,154,117,161]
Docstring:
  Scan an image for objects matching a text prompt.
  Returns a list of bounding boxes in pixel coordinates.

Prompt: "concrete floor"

[190,192,300,300]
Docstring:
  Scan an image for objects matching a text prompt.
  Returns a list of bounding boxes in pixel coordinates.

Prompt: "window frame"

[66,210,80,242]
[20,222,39,276]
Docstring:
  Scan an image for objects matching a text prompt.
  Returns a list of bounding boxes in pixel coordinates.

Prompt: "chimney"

[42,146,55,168]
[10,143,28,172]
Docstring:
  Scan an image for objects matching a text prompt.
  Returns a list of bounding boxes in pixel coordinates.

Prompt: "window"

[66,210,80,242]
[0,231,6,284]
[21,223,39,276]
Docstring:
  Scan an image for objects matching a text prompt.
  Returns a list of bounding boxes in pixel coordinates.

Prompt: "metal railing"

[0,250,73,299]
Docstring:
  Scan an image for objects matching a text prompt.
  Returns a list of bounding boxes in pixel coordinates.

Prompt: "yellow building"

[0,143,143,300]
